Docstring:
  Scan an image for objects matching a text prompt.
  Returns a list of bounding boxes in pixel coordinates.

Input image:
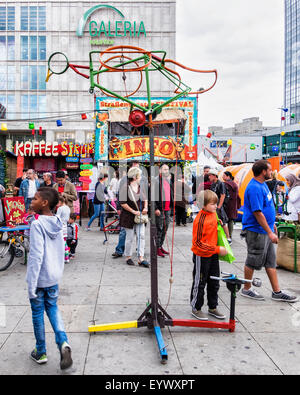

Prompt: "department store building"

[0,0,176,179]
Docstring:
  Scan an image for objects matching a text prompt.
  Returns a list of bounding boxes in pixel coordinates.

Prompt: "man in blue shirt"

[241,160,297,302]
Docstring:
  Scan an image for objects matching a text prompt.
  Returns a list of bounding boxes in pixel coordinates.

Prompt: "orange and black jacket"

[191,210,220,257]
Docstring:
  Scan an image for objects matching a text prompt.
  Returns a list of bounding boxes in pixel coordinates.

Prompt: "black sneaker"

[30,348,48,364]
[60,342,73,370]
[112,252,122,258]
[138,260,150,268]
[126,258,135,266]
[271,291,299,303]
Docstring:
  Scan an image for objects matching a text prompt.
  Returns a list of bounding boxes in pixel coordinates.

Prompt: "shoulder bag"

[129,186,148,224]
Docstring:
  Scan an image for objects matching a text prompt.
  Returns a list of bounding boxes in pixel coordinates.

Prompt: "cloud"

[176,0,284,129]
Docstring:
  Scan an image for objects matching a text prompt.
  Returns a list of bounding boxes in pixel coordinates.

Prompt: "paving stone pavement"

[0,220,300,375]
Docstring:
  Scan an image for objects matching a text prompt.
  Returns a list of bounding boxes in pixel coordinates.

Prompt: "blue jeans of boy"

[30,284,68,356]
[87,203,105,229]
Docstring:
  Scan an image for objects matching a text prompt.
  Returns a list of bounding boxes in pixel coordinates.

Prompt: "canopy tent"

[196,151,223,170]
[279,164,300,179]
[219,163,286,207]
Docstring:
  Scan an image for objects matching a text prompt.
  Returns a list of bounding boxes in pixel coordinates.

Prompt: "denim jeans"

[115,227,126,255]
[30,284,68,356]
[25,198,33,211]
[87,202,105,229]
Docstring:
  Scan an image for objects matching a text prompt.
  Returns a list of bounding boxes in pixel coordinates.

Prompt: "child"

[190,189,227,321]
[56,195,71,263]
[26,187,73,370]
[23,207,39,239]
[67,213,79,259]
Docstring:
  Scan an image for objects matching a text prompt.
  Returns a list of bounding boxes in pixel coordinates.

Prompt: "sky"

[176,0,284,132]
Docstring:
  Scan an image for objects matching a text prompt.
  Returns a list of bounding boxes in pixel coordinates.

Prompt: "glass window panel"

[7,94,15,119]
[38,36,46,60]
[0,66,6,89]
[7,66,15,90]
[7,36,15,60]
[21,94,29,119]
[38,95,46,116]
[38,6,46,31]
[0,95,6,119]
[20,36,28,60]
[30,65,37,90]
[38,65,46,90]
[21,6,28,30]
[0,36,6,59]
[30,95,38,117]
[29,7,37,31]
[30,36,37,60]
[7,7,15,31]
[21,65,29,89]
[0,7,6,31]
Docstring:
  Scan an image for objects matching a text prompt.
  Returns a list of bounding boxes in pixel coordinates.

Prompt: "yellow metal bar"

[88,320,138,332]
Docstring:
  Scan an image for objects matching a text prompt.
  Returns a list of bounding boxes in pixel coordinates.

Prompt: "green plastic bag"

[217,221,236,264]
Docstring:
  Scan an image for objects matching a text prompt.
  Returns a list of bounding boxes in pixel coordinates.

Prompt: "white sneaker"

[85,227,91,231]
[241,288,265,301]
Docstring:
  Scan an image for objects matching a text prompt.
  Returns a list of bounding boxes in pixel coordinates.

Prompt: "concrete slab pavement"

[0,221,299,375]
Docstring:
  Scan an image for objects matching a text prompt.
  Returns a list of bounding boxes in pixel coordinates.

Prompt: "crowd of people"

[2,160,300,371]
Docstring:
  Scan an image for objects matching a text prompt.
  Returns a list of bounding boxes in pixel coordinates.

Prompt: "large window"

[0,36,15,60]
[21,65,46,90]
[0,65,15,90]
[20,6,46,31]
[0,6,15,31]
[21,94,46,119]
[0,94,15,119]
[20,35,46,60]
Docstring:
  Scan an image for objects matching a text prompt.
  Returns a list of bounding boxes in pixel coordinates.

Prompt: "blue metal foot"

[154,326,168,364]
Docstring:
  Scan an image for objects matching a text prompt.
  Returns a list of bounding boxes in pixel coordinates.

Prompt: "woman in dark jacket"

[175,175,191,226]
[222,171,240,242]
[119,167,149,268]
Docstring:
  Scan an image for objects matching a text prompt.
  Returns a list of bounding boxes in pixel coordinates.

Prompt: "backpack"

[223,183,231,207]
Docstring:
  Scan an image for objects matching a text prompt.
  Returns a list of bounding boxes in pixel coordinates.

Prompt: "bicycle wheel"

[0,241,15,271]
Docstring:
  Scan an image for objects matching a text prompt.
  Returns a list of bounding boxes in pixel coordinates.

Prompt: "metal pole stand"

[88,272,261,363]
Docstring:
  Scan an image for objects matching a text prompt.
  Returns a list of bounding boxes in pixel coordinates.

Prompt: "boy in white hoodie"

[26,187,73,370]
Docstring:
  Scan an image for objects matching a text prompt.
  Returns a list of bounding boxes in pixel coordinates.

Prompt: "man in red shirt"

[155,164,174,257]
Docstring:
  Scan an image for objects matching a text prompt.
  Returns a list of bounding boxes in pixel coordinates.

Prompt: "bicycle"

[0,225,30,272]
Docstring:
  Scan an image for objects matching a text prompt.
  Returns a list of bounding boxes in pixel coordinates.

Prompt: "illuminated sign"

[14,141,94,158]
[76,4,146,46]
[95,97,198,162]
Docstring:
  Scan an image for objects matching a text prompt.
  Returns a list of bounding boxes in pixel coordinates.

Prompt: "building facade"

[0,0,176,182]
[262,123,300,163]
[208,117,275,136]
[284,0,300,125]
[198,134,263,165]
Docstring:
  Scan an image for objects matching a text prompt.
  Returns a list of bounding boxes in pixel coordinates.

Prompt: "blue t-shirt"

[242,178,276,234]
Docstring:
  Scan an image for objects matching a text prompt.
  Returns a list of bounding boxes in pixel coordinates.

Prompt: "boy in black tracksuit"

[67,213,78,259]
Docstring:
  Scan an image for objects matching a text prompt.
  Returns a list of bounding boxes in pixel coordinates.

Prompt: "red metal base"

[171,319,235,332]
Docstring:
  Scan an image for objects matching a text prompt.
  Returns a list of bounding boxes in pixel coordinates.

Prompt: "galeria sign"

[76,4,146,41]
